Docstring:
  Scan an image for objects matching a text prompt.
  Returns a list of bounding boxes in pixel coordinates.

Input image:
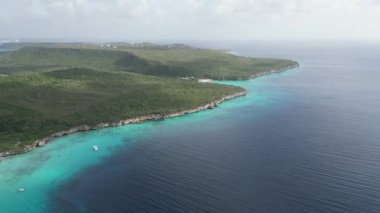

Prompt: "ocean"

[0,41,379,212]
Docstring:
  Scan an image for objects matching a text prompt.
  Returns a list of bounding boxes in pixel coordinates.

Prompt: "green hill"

[0,45,297,80]
[0,68,243,154]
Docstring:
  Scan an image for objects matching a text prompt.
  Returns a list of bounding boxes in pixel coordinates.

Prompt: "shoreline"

[250,64,299,79]
[0,91,247,158]
[0,64,298,158]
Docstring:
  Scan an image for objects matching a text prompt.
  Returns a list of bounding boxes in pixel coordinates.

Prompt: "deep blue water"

[2,41,380,212]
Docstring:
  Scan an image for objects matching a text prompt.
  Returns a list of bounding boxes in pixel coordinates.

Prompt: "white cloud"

[0,0,379,41]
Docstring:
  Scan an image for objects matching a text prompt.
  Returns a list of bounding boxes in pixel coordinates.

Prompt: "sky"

[0,0,379,41]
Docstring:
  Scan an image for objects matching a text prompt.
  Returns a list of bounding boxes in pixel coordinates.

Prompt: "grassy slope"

[0,44,297,153]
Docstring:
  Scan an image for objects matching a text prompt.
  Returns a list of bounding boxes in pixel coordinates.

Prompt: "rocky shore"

[0,91,247,158]
[250,64,299,79]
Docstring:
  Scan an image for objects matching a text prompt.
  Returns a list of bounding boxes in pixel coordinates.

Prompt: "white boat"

[93,145,98,151]
[18,188,25,192]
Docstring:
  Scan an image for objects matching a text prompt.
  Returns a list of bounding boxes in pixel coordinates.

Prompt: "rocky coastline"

[0,91,247,158]
[250,63,299,79]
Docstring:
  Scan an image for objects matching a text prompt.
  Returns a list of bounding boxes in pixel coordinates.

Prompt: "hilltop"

[0,42,297,80]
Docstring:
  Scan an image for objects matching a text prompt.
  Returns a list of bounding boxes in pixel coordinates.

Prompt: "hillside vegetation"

[0,43,297,154]
[0,44,297,80]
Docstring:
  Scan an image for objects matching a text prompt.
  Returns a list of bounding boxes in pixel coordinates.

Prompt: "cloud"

[0,0,379,41]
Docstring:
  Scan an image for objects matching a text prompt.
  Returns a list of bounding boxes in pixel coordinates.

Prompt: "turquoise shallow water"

[0,128,132,211]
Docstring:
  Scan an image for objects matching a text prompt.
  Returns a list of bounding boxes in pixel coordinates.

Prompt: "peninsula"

[0,42,298,156]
